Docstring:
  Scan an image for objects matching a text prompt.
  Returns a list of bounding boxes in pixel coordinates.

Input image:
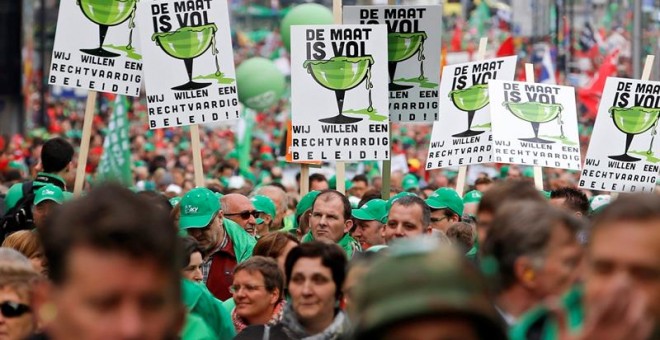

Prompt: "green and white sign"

[489,80,581,170]
[344,5,442,122]
[49,0,143,96]
[426,57,517,169]
[579,77,660,193]
[135,0,240,129]
[97,95,132,186]
[290,25,390,161]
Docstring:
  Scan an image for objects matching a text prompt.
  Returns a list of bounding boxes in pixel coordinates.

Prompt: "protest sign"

[49,0,143,96]
[290,25,390,161]
[343,5,442,122]
[135,0,240,129]
[426,56,517,170]
[489,79,582,170]
[579,77,660,193]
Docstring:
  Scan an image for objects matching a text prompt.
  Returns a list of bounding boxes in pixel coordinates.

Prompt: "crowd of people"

[0,136,659,340]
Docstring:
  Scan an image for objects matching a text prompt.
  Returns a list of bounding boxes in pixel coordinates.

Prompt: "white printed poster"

[426,57,517,169]
[579,77,660,192]
[489,80,581,170]
[135,0,240,129]
[290,25,390,161]
[49,0,143,96]
[343,5,442,122]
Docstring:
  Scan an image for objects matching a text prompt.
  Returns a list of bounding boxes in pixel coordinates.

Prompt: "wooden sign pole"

[73,90,97,196]
[190,124,205,188]
[333,0,347,195]
[524,63,544,190]
[455,37,488,196]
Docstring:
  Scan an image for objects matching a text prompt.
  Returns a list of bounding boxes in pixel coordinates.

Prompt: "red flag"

[450,22,462,52]
[496,35,515,57]
[578,49,619,119]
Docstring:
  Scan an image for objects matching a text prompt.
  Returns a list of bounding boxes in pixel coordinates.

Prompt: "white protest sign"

[290,25,390,161]
[489,80,582,170]
[135,0,240,129]
[579,77,660,193]
[49,0,143,96]
[343,5,442,122]
[426,56,517,169]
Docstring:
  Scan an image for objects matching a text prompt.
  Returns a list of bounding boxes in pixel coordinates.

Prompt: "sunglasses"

[225,210,259,220]
[1,301,31,318]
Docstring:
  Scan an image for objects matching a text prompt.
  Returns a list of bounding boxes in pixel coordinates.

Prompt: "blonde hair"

[0,264,39,301]
[2,230,43,259]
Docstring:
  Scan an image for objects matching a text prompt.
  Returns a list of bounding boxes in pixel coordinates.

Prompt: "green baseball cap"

[401,174,419,191]
[251,195,276,218]
[352,199,387,223]
[169,196,182,207]
[426,187,464,216]
[256,218,265,225]
[260,153,274,161]
[294,191,320,228]
[329,176,352,190]
[540,190,551,199]
[179,188,221,230]
[34,184,64,205]
[463,190,482,204]
[589,195,611,215]
[351,240,507,339]
[227,150,239,160]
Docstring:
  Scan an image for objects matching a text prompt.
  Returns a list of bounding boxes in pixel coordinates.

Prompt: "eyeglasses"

[229,284,265,294]
[430,216,449,223]
[225,210,259,220]
[1,301,31,318]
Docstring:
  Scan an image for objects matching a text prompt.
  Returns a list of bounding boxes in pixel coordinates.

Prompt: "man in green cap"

[401,173,420,193]
[32,184,65,230]
[292,190,320,237]
[350,238,507,339]
[462,190,482,218]
[250,195,276,237]
[253,185,288,230]
[2,137,73,240]
[179,187,256,301]
[426,187,464,233]
[302,190,361,258]
[351,198,387,249]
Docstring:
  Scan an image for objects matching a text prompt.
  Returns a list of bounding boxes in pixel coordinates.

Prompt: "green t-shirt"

[182,279,236,340]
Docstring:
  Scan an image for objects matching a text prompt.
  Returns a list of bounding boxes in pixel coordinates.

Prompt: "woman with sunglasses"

[0,264,40,340]
[230,256,286,334]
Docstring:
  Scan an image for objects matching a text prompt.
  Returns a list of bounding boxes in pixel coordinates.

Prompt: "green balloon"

[280,3,333,52]
[236,57,286,111]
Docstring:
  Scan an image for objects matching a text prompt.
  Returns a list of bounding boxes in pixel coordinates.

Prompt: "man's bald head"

[221,194,257,235]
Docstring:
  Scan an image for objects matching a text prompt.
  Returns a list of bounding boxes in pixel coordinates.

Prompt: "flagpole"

[190,125,205,188]
[73,90,97,196]
[333,0,346,195]
[455,37,488,196]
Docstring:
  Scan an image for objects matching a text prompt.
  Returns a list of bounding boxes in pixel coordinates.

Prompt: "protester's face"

[0,287,35,340]
[382,317,479,340]
[289,257,336,325]
[33,201,58,230]
[476,211,493,244]
[383,203,428,244]
[48,247,183,340]
[342,265,368,316]
[255,214,272,238]
[430,209,457,233]
[187,215,222,253]
[310,195,351,243]
[29,254,48,277]
[310,180,328,191]
[276,241,298,276]
[182,252,203,283]
[232,270,278,324]
[534,224,582,298]
[585,220,660,322]
[463,203,478,219]
[224,196,257,236]
[354,220,384,248]
[350,181,368,199]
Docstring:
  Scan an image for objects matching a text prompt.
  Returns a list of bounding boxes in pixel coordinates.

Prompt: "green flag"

[236,107,255,174]
[469,1,490,36]
[97,95,132,186]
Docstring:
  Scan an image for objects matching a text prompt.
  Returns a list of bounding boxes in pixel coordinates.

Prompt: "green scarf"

[302,232,361,259]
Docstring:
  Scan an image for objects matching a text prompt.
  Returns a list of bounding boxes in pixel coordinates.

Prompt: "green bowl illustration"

[79,0,136,26]
[449,84,489,112]
[388,32,427,62]
[152,24,218,60]
[303,56,374,91]
[504,102,563,123]
[610,106,660,135]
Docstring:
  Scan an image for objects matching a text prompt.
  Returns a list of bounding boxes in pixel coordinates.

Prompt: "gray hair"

[481,201,583,291]
[254,186,287,214]
[391,195,431,228]
[0,247,32,269]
